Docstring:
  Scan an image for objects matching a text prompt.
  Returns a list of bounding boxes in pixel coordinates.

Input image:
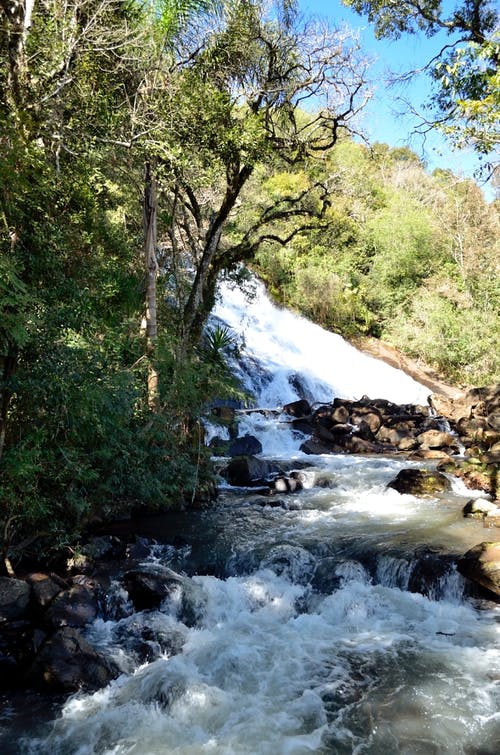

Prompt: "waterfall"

[11,279,500,755]
[211,276,431,407]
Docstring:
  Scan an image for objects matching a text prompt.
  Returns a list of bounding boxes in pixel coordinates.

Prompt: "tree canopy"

[343,0,499,176]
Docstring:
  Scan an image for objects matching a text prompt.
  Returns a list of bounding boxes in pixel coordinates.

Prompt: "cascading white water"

[13,279,500,755]
[210,276,431,409]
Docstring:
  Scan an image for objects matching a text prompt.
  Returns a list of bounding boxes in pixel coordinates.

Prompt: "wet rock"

[30,626,119,691]
[407,549,457,598]
[291,417,314,434]
[45,584,98,629]
[300,438,343,455]
[123,565,185,611]
[457,542,500,598]
[442,458,496,497]
[222,455,281,486]
[260,544,316,584]
[0,577,31,621]
[387,468,451,496]
[463,499,500,519]
[350,408,383,434]
[283,399,311,417]
[271,475,303,493]
[228,434,263,457]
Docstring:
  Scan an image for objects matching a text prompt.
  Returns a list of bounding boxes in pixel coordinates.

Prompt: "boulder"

[228,434,263,457]
[30,626,119,691]
[123,565,185,611]
[223,455,281,486]
[0,578,31,621]
[457,541,500,598]
[351,410,382,434]
[82,536,127,561]
[45,584,98,629]
[387,468,451,496]
[487,412,500,432]
[271,475,303,494]
[27,573,66,610]
[123,566,205,626]
[463,499,500,519]
[300,438,343,455]
[283,399,311,418]
[331,405,350,424]
[416,429,460,451]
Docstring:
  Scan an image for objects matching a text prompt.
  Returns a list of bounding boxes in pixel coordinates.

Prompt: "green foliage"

[254,138,500,385]
[343,1,499,171]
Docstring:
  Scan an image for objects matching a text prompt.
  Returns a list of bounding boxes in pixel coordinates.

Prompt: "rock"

[448,459,496,496]
[283,399,311,418]
[0,578,31,621]
[487,412,500,432]
[27,573,66,610]
[409,449,453,461]
[291,417,314,434]
[351,410,382,434]
[271,475,303,493]
[416,429,460,451]
[45,584,98,629]
[331,405,350,424]
[0,619,35,688]
[397,436,419,451]
[228,434,263,457]
[457,542,500,598]
[30,626,119,691]
[223,455,281,486]
[82,536,127,561]
[123,566,205,626]
[376,426,408,446]
[355,419,376,442]
[387,468,451,496]
[463,499,500,519]
[123,565,185,611]
[300,438,343,455]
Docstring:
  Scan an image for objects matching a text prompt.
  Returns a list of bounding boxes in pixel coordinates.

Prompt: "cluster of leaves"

[343,0,499,176]
[253,139,499,386]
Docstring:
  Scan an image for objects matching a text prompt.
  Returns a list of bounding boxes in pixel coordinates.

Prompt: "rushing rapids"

[4,279,500,754]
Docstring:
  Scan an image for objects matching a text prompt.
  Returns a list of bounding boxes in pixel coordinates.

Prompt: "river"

[4,278,500,754]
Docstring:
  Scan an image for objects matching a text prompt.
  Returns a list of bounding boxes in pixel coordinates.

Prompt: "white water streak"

[213,277,430,406]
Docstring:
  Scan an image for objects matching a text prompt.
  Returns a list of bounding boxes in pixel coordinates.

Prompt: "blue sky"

[298,0,493,197]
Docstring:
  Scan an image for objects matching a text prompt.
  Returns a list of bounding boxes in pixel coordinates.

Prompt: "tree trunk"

[143,160,159,412]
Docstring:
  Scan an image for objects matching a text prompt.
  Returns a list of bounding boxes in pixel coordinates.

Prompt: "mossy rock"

[387,468,451,496]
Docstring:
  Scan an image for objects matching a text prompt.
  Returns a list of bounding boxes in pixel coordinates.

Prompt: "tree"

[151,0,370,349]
[343,0,499,177]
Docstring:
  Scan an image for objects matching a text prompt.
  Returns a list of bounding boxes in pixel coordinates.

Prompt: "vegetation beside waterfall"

[251,140,499,387]
[0,0,498,563]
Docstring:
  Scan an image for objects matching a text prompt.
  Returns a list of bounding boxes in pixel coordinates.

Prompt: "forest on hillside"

[0,0,498,562]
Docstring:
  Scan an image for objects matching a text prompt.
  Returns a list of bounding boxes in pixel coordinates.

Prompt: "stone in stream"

[387,468,451,496]
[228,434,263,457]
[457,541,500,598]
[29,626,119,692]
